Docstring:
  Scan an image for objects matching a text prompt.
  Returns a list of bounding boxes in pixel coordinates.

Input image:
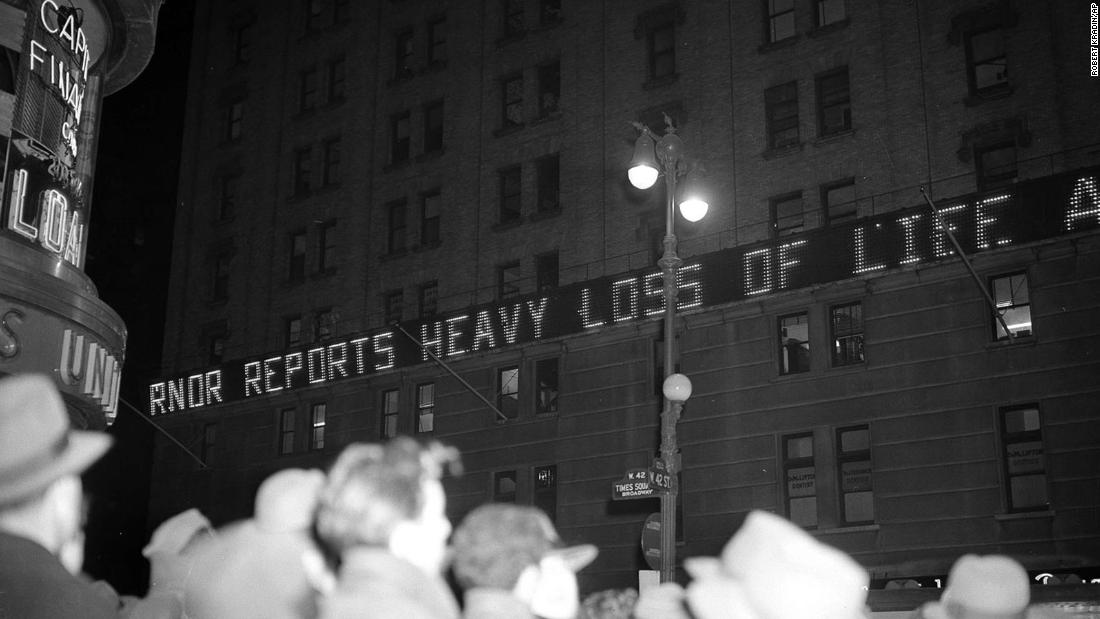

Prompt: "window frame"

[502,0,525,39]
[212,252,231,303]
[830,302,865,367]
[536,154,560,213]
[497,261,522,301]
[390,110,411,163]
[836,425,874,525]
[285,314,303,347]
[201,422,217,466]
[822,178,857,224]
[990,271,1032,340]
[394,28,415,79]
[965,27,1009,95]
[497,365,520,420]
[647,20,676,81]
[298,66,319,113]
[421,190,441,246]
[815,0,846,28]
[501,73,524,129]
[387,199,407,254]
[279,407,297,455]
[770,192,804,238]
[416,382,435,433]
[534,357,560,415]
[766,0,796,43]
[292,147,312,196]
[975,142,1017,191]
[537,60,561,119]
[381,388,400,439]
[778,311,810,375]
[427,16,447,64]
[535,251,559,294]
[765,81,799,150]
[288,230,307,282]
[322,137,341,187]
[218,173,239,221]
[782,432,818,528]
[499,165,522,223]
[225,99,244,141]
[327,54,347,102]
[418,281,439,318]
[533,464,558,521]
[317,219,337,273]
[315,308,336,340]
[816,67,851,137]
[310,402,327,451]
[999,404,1049,512]
[493,469,518,502]
[424,99,445,153]
[384,289,404,324]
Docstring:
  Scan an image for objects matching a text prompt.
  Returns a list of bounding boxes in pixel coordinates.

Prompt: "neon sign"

[148,168,1100,415]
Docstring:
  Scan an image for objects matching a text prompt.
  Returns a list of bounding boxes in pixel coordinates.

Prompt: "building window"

[648,21,676,80]
[293,147,312,195]
[779,312,810,375]
[976,143,1017,190]
[494,470,517,502]
[503,0,525,38]
[310,403,326,450]
[815,0,845,28]
[837,426,874,524]
[536,154,560,213]
[382,389,400,439]
[225,100,243,141]
[212,253,231,302]
[289,231,307,282]
[333,0,349,23]
[394,28,414,79]
[384,290,404,324]
[822,179,857,224]
[416,383,435,433]
[1000,404,1048,511]
[421,190,441,246]
[305,0,324,31]
[765,81,799,150]
[208,333,226,365]
[232,22,252,64]
[428,16,447,64]
[424,100,444,153]
[497,261,521,300]
[391,111,411,164]
[286,315,303,347]
[536,252,559,293]
[537,60,560,118]
[327,55,346,102]
[767,0,796,43]
[419,281,439,318]
[279,408,296,455]
[218,174,239,220]
[830,302,864,366]
[318,220,337,273]
[322,137,341,187]
[535,358,559,414]
[533,464,558,520]
[498,366,520,420]
[991,272,1031,340]
[770,192,803,237]
[500,166,522,223]
[298,67,318,113]
[502,74,524,129]
[966,28,1008,94]
[387,199,407,254]
[783,433,817,527]
[201,423,217,465]
[539,0,561,26]
[316,309,336,340]
[817,68,851,137]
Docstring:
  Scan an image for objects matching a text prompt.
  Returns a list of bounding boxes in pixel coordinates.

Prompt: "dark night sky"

[82,0,195,594]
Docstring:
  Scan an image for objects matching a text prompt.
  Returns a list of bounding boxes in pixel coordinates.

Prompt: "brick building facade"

[148,0,1100,597]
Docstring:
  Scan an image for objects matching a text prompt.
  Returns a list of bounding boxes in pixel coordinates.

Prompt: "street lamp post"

[629,116,707,583]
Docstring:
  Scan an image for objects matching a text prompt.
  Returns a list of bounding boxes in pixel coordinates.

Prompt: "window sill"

[762,143,803,160]
[378,249,409,262]
[494,123,526,138]
[531,112,562,126]
[492,220,523,232]
[529,207,562,222]
[807,18,850,38]
[994,509,1054,521]
[643,73,679,91]
[964,83,1014,106]
[814,129,855,146]
[415,147,446,163]
[383,159,411,173]
[985,334,1036,351]
[813,524,880,536]
[757,34,801,54]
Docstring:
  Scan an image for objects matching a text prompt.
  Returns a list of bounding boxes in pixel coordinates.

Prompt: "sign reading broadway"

[149,168,1100,415]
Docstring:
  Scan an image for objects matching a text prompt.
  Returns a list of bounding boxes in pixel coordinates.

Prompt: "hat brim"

[0,430,112,505]
[551,543,598,571]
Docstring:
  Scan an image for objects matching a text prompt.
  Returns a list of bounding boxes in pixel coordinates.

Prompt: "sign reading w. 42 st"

[612,466,671,501]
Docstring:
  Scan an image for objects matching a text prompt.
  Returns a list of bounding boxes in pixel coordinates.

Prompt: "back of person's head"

[0,374,111,572]
[315,437,459,562]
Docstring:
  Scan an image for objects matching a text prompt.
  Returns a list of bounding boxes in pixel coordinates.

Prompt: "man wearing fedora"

[0,373,117,618]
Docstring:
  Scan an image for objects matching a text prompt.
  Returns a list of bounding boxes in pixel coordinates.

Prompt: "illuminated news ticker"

[148,169,1100,415]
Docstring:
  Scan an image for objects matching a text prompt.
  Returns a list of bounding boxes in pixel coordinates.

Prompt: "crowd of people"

[0,373,1075,618]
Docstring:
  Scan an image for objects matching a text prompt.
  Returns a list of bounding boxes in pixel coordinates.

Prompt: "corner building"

[0,0,161,427]
[150,0,1100,600]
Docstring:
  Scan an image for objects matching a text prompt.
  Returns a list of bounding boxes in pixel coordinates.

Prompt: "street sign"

[641,513,662,571]
[612,468,656,500]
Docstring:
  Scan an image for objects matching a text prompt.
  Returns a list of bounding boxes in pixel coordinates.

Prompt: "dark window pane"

[779,313,810,374]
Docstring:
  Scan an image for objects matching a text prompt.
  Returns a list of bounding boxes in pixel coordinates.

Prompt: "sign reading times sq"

[149,169,1100,416]
[2,1,94,268]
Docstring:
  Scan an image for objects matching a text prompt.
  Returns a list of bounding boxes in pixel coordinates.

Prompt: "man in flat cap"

[0,373,116,618]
